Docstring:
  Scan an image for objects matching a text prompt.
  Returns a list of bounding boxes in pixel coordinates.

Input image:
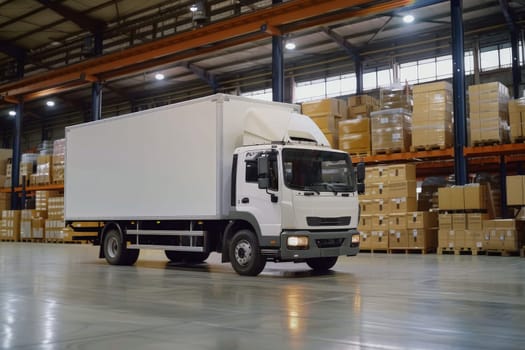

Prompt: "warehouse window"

[399,53,473,84]
[242,88,273,101]
[479,43,519,71]
[295,74,357,102]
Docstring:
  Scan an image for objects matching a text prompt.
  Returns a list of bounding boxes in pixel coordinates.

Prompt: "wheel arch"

[221,219,258,263]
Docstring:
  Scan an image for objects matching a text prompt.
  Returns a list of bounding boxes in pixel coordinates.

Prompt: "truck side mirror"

[357,183,365,195]
[356,162,365,183]
[257,156,269,189]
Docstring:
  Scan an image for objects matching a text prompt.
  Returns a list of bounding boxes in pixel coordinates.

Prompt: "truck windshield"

[282,148,356,193]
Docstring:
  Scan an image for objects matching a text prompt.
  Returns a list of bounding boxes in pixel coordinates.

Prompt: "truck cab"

[228,142,362,275]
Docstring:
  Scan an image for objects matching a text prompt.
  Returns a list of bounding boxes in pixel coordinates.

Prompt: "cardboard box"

[310,115,343,133]
[454,229,466,248]
[360,200,373,214]
[348,95,378,108]
[465,230,484,249]
[483,228,504,250]
[358,215,373,231]
[389,229,408,248]
[360,231,372,250]
[452,213,467,230]
[339,118,370,135]
[302,98,343,117]
[387,164,416,181]
[438,187,451,210]
[365,166,387,183]
[366,199,390,214]
[339,133,370,153]
[407,211,438,229]
[389,197,418,213]
[439,213,453,230]
[387,180,417,198]
[438,229,450,248]
[370,231,389,249]
[413,81,452,94]
[506,175,525,206]
[371,214,389,231]
[463,184,487,210]
[0,210,21,241]
[389,213,407,230]
[362,182,387,199]
[467,213,489,230]
[31,217,45,239]
[408,229,437,249]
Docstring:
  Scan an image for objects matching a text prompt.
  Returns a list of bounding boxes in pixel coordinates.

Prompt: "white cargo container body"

[66,94,363,276]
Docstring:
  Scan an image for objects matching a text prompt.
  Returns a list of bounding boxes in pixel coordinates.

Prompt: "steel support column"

[272,0,284,102]
[11,56,24,209]
[510,29,521,98]
[355,56,363,95]
[451,0,468,185]
[91,33,103,121]
[500,155,508,218]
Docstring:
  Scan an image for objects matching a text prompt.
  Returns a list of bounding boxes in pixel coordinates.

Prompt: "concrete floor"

[0,244,524,350]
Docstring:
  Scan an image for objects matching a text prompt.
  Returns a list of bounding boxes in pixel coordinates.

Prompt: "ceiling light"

[8,110,16,116]
[190,4,198,12]
[403,14,415,24]
[155,73,165,81]
[285,42,296,50]
[46,100,55,107]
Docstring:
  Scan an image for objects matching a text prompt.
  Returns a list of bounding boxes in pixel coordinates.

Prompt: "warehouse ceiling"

[0,0,524,132]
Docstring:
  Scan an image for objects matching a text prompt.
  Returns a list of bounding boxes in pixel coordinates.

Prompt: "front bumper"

[279,229,360,260]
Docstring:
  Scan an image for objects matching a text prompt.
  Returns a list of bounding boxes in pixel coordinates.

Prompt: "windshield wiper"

[303,186,320,195]
[319,183,338,194]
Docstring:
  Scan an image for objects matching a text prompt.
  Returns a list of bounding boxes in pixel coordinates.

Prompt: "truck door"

[236,150,282,237]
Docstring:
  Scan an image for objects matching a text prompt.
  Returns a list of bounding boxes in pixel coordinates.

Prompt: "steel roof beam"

[0,41,26,59]
[0,0,412,101]
[35,0,107,34]
[180,62,219,92]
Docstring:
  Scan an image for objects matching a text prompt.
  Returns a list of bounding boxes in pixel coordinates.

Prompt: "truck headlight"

[287,236,309,249]
[351,234,360,243]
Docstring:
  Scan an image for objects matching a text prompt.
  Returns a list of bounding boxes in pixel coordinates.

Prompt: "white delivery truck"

[65,94,364,276]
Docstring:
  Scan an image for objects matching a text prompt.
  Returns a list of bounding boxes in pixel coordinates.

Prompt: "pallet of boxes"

[358,163,438,254]
[338,95,379,156]
[437,184,492,255]
[411,81,453,151]
[370,84,412,155]
[468,82,510,146]
[503,175,525,257]
[509,98,525,143]
[301,98,348,149]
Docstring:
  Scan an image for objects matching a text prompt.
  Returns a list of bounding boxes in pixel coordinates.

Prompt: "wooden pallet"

[454,247,486,256]
[371,147,406,156]
[20,238,44,243]
[388,247,435,254]
[359,248,388,254]
[0,239,18,242]
[472,139,503,147]
[486,249,520,257]
[521,246,525,258]
[349,152,371,158]
[410,144,447,152]
[51,180,64,185]
[510,137,525,144]
[437,247,455,255]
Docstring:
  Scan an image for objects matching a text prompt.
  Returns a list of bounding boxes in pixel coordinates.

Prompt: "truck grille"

[307,216,350,226]
[315,238,344,248]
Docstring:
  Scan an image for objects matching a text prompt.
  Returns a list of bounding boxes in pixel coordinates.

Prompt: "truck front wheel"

[229,230,266,276]
[103,229,139,265]
[306,257,338,272]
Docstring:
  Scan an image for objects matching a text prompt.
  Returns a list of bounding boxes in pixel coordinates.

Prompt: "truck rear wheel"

[103,229,139,266]
[306,257,338,271]
[229,229,266,276]
[165,251,210,264]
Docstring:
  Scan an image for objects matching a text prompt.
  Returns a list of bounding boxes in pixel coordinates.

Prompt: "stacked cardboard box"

[483,219,525,252]
[45,196,66,240]
[302,98,348,148]
[348,95,379,118]
[506,175,525,206]
[31,154,53,186]
[370,109,412,154]
[380,84,413,110]
[359,163,418,250]
[20,209,36,239]
[52,139,66,184]
[0,192,10,212]
[412,81,453,150]
[468,82,510,145]
[406,211,439,250]
[437,184,491,250]
[0,210,21,241]
[338,118,370,155]
[509,98,525,142]
[31,190,60,239]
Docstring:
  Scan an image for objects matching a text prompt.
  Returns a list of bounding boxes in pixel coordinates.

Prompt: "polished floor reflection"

[0,243,524,349]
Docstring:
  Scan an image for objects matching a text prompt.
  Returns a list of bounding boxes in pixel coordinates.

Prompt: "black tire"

[306,256,338,271]
[229,229,266,276]
[103,229,139,266]
[165,251,210,264]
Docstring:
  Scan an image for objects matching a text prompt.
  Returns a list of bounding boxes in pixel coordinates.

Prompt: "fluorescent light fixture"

[285,42,296,50]
[190,4,198,12]
[155,73,165,80]
[403,14,415,23]
[46,100,55,107]
[8,110,16,116]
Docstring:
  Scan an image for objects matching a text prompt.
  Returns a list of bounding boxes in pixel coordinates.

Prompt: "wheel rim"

[234,239,252,266]
[107,236,119,259]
